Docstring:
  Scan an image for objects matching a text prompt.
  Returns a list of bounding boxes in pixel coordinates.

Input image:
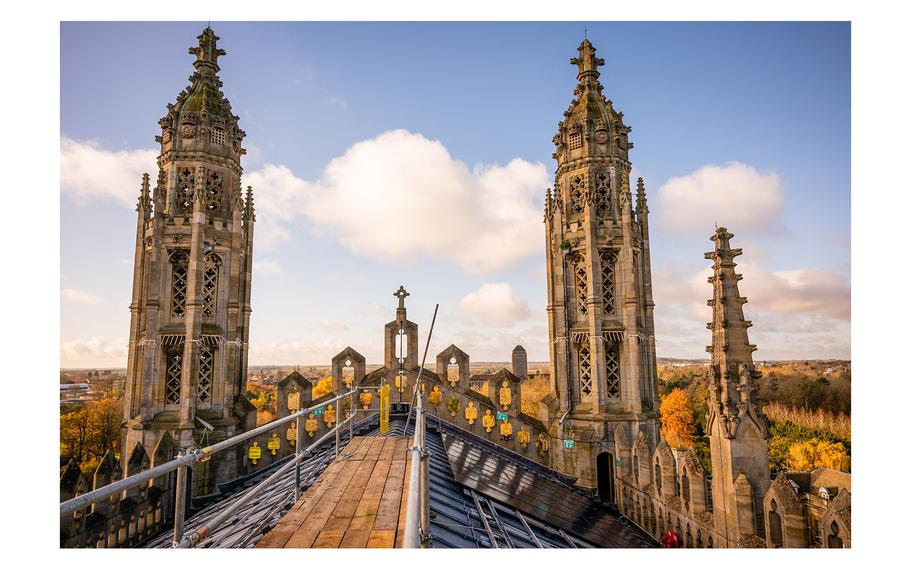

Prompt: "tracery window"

[175,167,195,213]
[578,343,593,398]
[205,170,224,212]
[570,174,585,214]
[166,350,183,406]
[202,253,221,319]
[574,258,589,316]
[594,170,611,215]
[600,249,617,316]
[197,347,214,404]
[605,343,621,398]
[170,250,189,318]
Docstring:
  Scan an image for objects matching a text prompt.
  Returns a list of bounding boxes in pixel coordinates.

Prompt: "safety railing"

[402,303,437,548]
[60,385,370,548]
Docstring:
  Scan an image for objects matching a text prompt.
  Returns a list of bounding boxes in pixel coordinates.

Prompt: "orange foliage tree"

[660,388,696,448]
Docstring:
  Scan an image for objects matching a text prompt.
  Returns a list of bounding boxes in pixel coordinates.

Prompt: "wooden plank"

[339,458,392,548]
[373,458,406,531]
[394,456,412,548]
[256,524,298,548]
[281,459,361,548]
[311,459,376,548]
[366,529,396,548]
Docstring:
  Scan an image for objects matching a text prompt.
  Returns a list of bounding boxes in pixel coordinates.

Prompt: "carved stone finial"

[393,285,410,310]
[137,173,151,211]
[189,26,225,74]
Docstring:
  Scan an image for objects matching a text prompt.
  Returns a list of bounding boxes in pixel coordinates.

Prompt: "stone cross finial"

[190,26,225,73]
[393,285,410,310]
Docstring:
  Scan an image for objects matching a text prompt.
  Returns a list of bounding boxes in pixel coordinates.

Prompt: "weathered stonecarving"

[121,26,257,496]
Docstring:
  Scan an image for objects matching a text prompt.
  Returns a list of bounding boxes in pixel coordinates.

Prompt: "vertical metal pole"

[336,385,343,458]
[419,399,430,547]
[294,414,303,501]
[172,453,186,547]
[349,388,355,443]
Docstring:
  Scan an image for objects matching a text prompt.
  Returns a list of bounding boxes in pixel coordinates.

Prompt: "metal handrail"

[60,386,363,546]
[176,410,358,548]
[402,303,438,548]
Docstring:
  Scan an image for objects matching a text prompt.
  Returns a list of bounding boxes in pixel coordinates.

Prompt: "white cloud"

[58,131,548,274]
[654,162,784,235]
[303,130,547,275]
[60,137,157,206]
[61,288,101,305]
[319,318,350,332]
[253,259,283,275]
[61,336,128,367]
[458,283,531,327]
[243,164,310,249]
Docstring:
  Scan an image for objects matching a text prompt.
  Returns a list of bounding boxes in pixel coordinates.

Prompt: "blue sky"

[60,21,851,367]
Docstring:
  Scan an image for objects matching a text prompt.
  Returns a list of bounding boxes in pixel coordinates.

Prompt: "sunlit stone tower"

[544,39,660,493]
[121,27,256,492]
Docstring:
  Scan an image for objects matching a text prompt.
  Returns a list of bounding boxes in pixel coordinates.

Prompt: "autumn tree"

[312,376,333,398]
[787,438,850,472]
[660,388,696,448]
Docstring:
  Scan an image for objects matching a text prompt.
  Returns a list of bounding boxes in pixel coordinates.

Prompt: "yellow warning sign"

[379,384,390,435]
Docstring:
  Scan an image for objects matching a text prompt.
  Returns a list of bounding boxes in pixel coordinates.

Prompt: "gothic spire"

[704,227,769,439]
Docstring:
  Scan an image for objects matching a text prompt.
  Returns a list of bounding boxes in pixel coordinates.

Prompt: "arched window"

[696,529,703,548]
[570,173,585,213]
[165,349,183,406]
[600,249,616,316]
[633,454,640,486]
[578,343,593,398]
[175,167,194,213]
[769,499,783,547]
[170,251,189,318]
[202,253,221,319]
[197,346,214,404]
[574,259,589,316]
[204,169,224,212]
[827,520,843,548]
[707,535,713,548]
[686,524,692,548]
[658,509,664,535]
[605,343,620,398]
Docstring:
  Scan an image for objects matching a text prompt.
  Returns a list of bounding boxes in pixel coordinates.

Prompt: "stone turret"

[704,227,771,545]
[544,38,659,492]
[121,26,256,495]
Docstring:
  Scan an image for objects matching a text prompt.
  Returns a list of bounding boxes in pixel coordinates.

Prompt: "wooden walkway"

[257,436,413,548]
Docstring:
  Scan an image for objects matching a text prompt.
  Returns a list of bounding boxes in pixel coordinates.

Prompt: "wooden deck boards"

[257,435,412,549]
